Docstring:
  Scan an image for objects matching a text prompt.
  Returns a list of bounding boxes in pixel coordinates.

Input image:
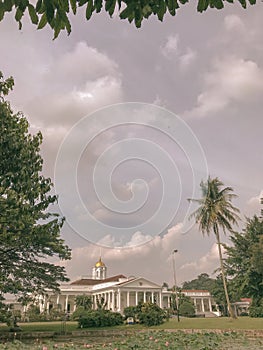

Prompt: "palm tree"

[188,176,240,318]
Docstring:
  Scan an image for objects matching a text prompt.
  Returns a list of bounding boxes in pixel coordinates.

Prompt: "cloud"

[224,15,245,33]
[161,35,179,57]
[28,43,123,128]
[23,42,123,177]
[161,34,197,71]
[246,190,263,216]
[179,48,197,71]
[59,223,185,285]
[180,243,222,277]
[185,56,263,118]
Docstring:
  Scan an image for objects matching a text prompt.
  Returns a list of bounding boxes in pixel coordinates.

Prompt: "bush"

[137,303,166,326]
[123,306,138,319]
[78,310,123,328]
[179,301,195,317]
[249,299,263,318]
[249,306,263,318]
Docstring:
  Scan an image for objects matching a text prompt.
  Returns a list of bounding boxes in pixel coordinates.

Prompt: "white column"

[65,295,69,312]
[159,292,162,308]
[201,298,205,312]
[127,291,130,307]
[117,290,121,311]
[135,291,138,305]
[41,295,46,313]
[107,292,110,310]
[112,292,115,310]
[168,296,171,308]
[143,292,146,303]
[56,294,60,306]
[151,292,154,303]
[46,301,50,314]
[208,298,212,312]
[73,304,77,312]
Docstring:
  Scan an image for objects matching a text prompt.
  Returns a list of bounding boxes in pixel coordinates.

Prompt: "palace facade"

[37,258,218,317]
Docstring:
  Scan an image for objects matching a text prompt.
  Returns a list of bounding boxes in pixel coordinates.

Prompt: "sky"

[0,2,262,287]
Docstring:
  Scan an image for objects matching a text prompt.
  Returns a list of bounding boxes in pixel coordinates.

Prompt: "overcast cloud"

[1,3,262,286]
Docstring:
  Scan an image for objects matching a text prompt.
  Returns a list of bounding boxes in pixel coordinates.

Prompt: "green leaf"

[85,0,93,20]
[70,0,77,14]
[0,4,4,21]
[210,0,224,9]
[197,0,209,12]
[36,0,42,12]
[44,0,54,23]
[15,7,23,21]
[134,7,142,27]
[157,0,166,21]
[247,0,256,4]
[79,0,87,6]
[3,0,13,12]
[166,0,179,15]
[94,0,102,12]
[37,12,47,29]
[108,0,116,16]
[120,5,135,20]
[237,0,247,8]
[28,4,38,24]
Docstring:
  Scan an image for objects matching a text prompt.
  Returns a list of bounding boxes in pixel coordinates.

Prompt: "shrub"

[137,303,166,326]
[78,310,123,328]
[123,306,138,319]
[179,301,195,317]
[249,299,263,318]
[249,305,263,317]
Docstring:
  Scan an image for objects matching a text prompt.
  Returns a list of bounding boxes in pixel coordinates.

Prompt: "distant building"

[233,298,251,316]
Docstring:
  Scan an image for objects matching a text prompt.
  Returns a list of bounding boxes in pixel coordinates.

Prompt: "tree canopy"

[0,0,257,39]
[0,72,71,320]
[182,273,215,291]
[225,215,263,308]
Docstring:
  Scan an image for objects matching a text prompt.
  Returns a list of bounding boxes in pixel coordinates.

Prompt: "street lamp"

[172,249,180,322]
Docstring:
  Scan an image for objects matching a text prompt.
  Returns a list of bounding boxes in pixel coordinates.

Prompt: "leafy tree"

[225,215,263,314]
[0,0,257,39]
[182,273,216,291]
[75,295,93,310]
[182,273,237,316]
[0,72,71,317]
[188,176,240,318]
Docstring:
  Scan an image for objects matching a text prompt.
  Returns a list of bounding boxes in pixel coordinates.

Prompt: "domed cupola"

[92,257,107,280]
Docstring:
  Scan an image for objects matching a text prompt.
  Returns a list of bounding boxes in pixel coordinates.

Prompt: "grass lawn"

[0,317,262,333]
[156,317,263,330]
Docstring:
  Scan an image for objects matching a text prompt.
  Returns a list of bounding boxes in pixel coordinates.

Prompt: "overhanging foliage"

[0,0,258,39]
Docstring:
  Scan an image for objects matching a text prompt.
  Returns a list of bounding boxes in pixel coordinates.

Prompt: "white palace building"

[38,258,218,317]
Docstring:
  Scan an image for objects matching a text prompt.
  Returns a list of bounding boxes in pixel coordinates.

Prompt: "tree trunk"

[215,231,236,319]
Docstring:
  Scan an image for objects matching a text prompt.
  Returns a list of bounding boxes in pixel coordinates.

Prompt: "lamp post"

[172,249,180,322]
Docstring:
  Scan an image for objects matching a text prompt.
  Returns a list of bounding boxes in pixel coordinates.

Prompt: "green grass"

[0,317,262,333]
[155,317,263,330]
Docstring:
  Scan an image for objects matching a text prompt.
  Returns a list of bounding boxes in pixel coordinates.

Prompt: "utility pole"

[172,249,180,322]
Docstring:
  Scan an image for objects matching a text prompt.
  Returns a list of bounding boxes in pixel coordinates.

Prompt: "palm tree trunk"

[215,231,236,319]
